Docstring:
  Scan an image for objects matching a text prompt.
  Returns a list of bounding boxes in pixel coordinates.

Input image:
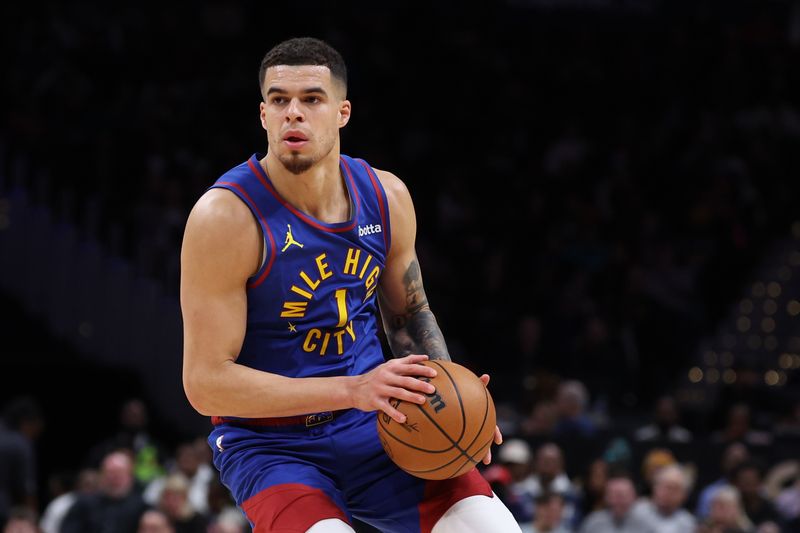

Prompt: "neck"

[262,144,349,224]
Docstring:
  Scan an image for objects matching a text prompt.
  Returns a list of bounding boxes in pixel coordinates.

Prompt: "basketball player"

[180,37,521,533]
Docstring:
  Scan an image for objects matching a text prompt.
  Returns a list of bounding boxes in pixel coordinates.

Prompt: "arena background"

[1,1,799,532]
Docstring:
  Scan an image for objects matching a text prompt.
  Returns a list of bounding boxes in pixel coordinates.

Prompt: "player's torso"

[212,154,391,378]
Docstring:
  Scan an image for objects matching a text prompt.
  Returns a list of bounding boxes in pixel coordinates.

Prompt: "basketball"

[376,360,496,480]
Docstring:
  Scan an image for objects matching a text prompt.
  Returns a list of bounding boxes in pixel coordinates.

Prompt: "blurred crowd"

[2,390,800,532]
[2,1,800,532]
[0,398,249,533]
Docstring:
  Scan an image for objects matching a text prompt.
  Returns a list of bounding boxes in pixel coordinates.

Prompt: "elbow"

[183,367,214,416]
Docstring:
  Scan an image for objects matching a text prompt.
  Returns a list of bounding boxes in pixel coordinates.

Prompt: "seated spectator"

[0,397,44,525]
[578,473,648,533]
[696,442,750,519]
[61,450,146,533]
[576,459,608,520]
[144,441,213,515]
[205,478,247,531]
[138,509,175,533]
[158,474,207,533]
[634,395,692,443]
[39,468,98,533]
[3,507,39,533]
[733,460,782,528]
[529,492,572,533]
[492,438,533,519]
[207,513,247,533]
[521,401,559,439]
[514,443,579,529]
[86,399,166,485]
[712,404,772,448]
[633,464,696,532]
[764,460,800,523]
[640,448,677,496]
[698,485,753,533]
[553,381,596,438]
[498,439,535,524]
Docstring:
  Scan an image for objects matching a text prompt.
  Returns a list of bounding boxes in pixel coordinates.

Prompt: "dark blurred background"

[2,1,800,532]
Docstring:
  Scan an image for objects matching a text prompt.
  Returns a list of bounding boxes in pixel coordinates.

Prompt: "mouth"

[283,131,309,149]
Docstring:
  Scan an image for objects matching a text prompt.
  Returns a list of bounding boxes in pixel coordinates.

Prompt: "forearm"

[184,358,355,417]
[384,305,451,361]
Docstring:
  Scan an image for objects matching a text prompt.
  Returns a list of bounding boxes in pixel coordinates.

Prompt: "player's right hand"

[349,354,437,423]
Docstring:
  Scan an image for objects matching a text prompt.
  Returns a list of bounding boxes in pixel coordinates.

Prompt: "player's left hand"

[478,373,502,465]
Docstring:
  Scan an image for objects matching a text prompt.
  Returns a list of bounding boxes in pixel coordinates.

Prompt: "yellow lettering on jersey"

[280,301,308,318]
[343,248,361,276]
[333,329,347,355]
[316,253,333,280]
[290,285,313,299]
[319,331,331,355]
[299,270,320,291]
[358,254,373,280]
[365,266,381,292]
[303,329,322,352]
[303,321,357,356]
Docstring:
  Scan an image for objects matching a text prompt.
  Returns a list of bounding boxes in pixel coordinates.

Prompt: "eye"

[271,97,286,105]
[304,96,320,104]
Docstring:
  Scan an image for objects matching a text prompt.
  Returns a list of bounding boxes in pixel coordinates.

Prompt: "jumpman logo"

[281,224,304,252]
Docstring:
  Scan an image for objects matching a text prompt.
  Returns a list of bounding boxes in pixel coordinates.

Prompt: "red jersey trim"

[357,160,391,254]
[246,157,358,233]
[216,180,276,288]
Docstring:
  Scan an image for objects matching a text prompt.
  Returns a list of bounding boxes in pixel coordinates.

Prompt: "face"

[655,397,678,426]
[709,496,739,527]
[161,488,187,518]
[101,452,134,499]
[588,460,608,492]
[260,65,351,175]
[536,496,564,528]
[535,445,563,479]
[3,519,38,533]
[653,470,687,514]
[605,478,636,519]
[176,444,199,477]
[138,510,174,533]
[735,467,761,498]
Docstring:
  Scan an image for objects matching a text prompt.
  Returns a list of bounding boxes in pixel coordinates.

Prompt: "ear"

[259,101,268,131]
[338,99,351,129]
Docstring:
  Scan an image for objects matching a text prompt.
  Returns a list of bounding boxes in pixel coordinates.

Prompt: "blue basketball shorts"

[208,408,492,533]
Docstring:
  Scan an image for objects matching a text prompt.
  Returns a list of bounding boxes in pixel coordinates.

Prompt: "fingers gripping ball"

[376,360,496,480]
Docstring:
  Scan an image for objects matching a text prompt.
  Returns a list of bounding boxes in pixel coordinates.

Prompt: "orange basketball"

[376,360,496,480]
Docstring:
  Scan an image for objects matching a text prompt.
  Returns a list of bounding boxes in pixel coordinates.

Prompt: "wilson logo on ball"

[419,377,447,413]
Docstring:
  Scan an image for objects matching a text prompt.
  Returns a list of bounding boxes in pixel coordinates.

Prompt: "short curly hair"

[259,37,347,96]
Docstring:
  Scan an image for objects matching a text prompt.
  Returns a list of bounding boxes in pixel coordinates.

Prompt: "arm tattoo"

[382,259,451,361]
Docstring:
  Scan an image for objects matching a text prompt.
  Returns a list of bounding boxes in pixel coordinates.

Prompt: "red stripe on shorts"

[241,483,348,533]
[418,468,493,533]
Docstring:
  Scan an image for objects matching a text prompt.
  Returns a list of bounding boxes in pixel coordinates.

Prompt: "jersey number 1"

[334,288,348,327]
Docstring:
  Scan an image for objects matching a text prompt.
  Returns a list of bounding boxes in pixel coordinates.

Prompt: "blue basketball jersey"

[210,153,391,383]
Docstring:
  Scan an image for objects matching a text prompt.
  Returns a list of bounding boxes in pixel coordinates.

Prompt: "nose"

[285,97,304,123]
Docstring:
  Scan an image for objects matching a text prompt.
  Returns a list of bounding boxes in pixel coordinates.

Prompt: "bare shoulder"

[188,188,254,229]
[182,188,261,278]
[372,168,413,212]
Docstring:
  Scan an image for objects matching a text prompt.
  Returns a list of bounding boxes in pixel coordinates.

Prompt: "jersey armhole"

[356,159,392,258]
[210,183,276,288]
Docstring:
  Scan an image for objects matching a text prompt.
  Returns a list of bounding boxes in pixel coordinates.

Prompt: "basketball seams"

[430,361,467,441]
[447,436,495,479]
[375,360,497,480]
[445,383,494,478]
[377,415,458,454]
